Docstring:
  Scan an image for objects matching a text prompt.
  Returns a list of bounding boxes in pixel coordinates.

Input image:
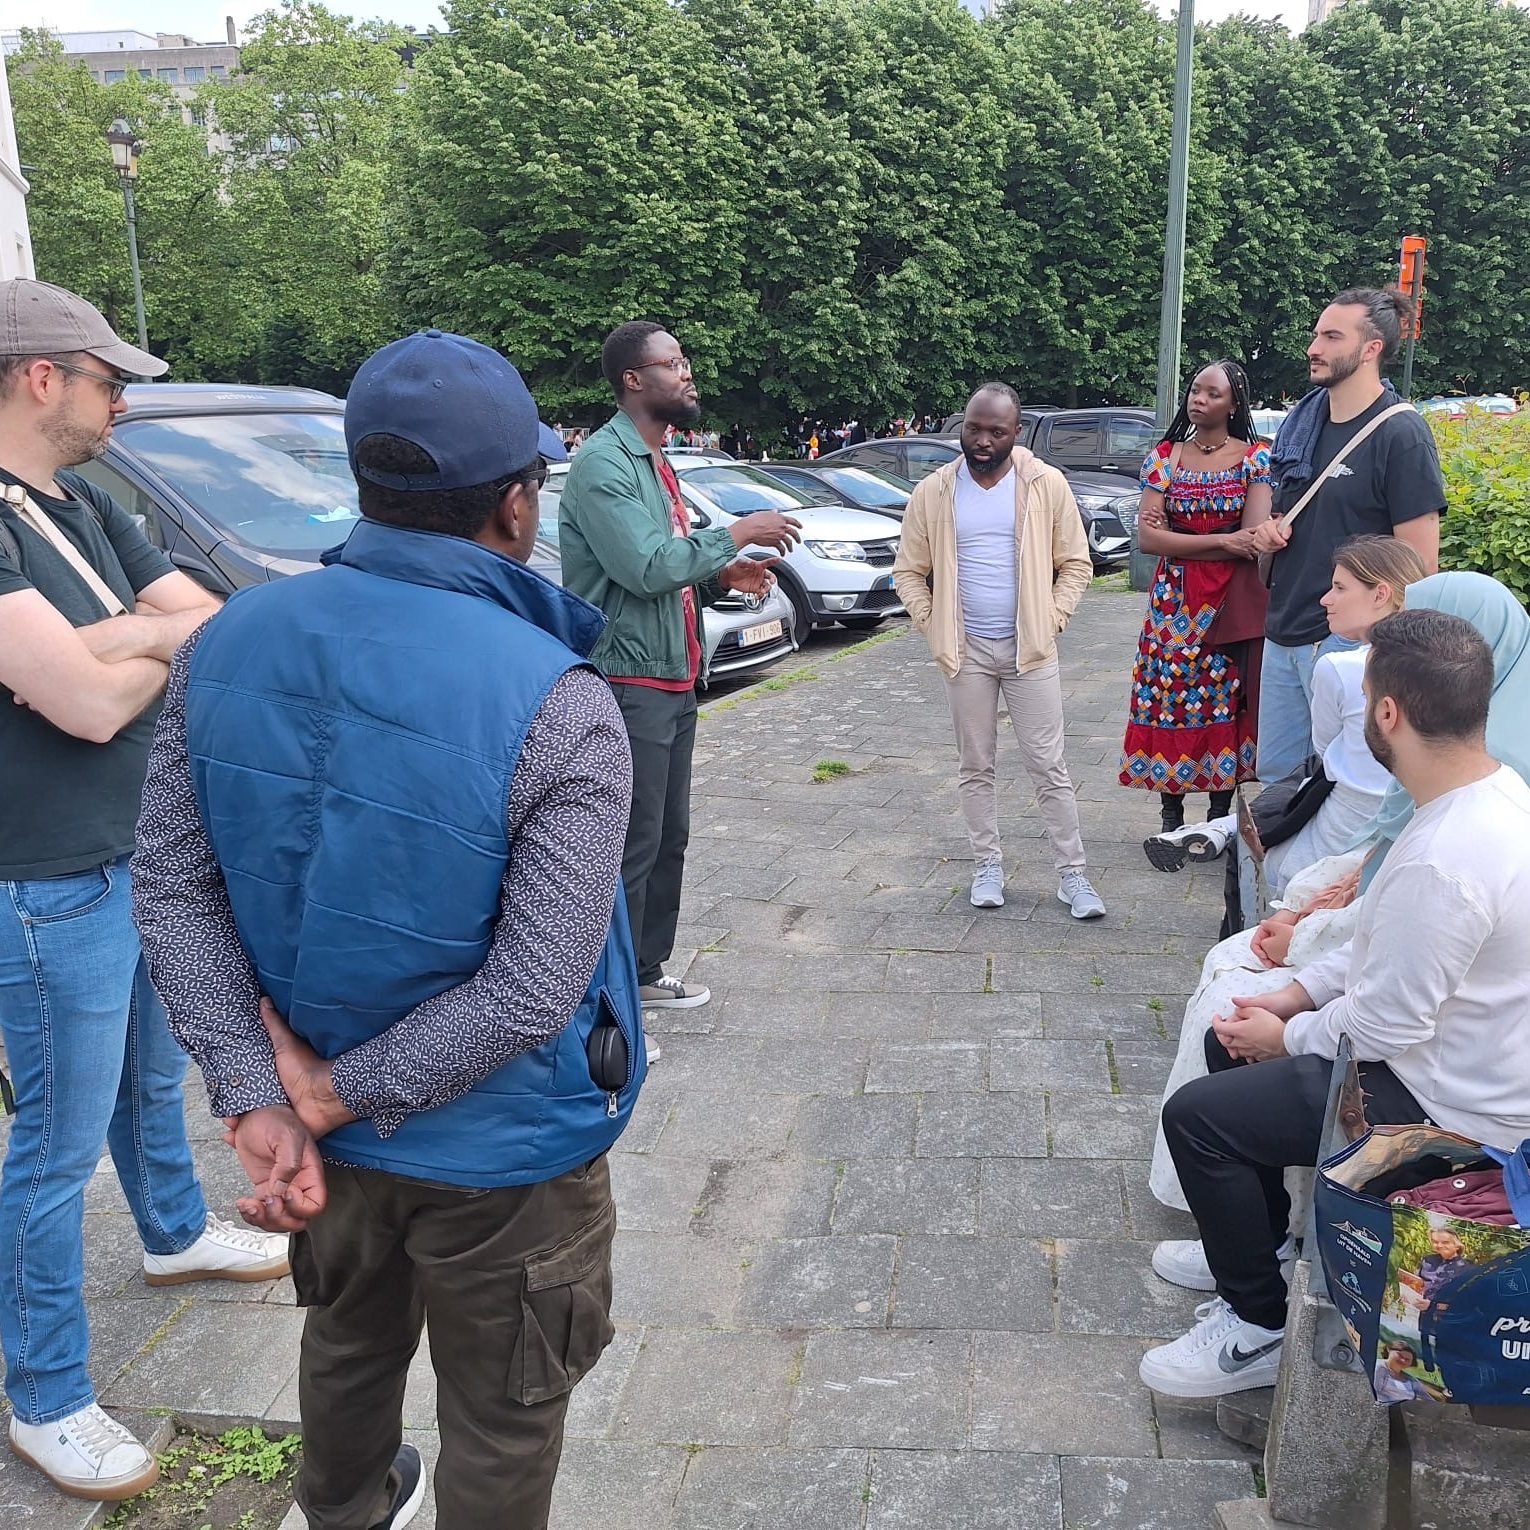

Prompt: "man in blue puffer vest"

[131,331,645,1530]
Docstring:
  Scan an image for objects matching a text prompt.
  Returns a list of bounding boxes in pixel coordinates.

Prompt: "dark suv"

[818,434,1134,567]
[1021,408,1159,478]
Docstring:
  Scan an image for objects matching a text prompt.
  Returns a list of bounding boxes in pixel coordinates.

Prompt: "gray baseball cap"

[0,278,168,378]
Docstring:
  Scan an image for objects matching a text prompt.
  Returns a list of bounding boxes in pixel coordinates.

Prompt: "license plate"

[740,619,784,646]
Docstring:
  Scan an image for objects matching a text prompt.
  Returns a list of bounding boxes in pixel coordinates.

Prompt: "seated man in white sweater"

[1141,608,1530,1399]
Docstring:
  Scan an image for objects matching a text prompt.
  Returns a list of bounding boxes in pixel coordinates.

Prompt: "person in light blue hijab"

[1358,571,1530,885]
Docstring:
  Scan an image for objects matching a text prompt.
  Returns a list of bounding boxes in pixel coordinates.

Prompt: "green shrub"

[1430,406,1530,605]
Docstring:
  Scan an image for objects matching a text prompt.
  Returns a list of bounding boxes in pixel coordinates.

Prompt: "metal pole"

[1401,322,1419,400]
[1132,0,1195,592]
[121,176,148,357]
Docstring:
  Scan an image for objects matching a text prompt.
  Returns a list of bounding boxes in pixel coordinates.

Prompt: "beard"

[655,394,703,429]
[42,409,109,466]
[1363,704,1394,771]
[1314,341,1367,389]
[963,443,1008,475]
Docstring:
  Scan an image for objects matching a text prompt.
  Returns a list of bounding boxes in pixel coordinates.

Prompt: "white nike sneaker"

[8,1404,159,1501]
[1139,1297,1285,1398]
[142,1212,289,1287]
[1151,1235,1298,1293]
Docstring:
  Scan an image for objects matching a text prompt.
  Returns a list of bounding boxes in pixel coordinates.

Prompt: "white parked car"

[665,457,905,645]
[539,464,796,686]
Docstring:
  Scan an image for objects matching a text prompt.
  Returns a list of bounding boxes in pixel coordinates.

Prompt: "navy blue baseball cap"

[345,329,567,491]
[1482,1139,1530,1227]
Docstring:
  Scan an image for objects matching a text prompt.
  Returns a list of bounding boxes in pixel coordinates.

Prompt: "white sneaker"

[970,860,1005,908]
[142,1212,289,1287]
[8,1404,160,1501]
[638,975,711,1008]
[1058,869,1106,920]
[644,1032,662,1065]
[1139,1297,1285,1398]
[1143,822,1229,873]
[1151,1235,1298,1293]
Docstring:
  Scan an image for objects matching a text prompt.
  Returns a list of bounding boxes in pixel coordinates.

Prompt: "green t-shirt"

[0,467,175,879]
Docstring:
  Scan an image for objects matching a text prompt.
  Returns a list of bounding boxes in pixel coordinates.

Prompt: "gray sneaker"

[1058,870,1106,920]
[970,860,1005,908]
[639,975,711,1009]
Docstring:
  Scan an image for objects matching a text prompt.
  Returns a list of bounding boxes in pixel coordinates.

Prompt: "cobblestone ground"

[1,587,1264,1529]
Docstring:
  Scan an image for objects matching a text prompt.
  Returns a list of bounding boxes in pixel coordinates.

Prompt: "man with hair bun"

[1254,287,1445,782]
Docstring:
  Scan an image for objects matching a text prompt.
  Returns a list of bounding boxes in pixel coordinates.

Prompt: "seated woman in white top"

[1142,535,1427,897]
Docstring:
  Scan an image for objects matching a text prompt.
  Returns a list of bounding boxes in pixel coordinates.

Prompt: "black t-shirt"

[0,467,176,879]
[1265,395,1446,646]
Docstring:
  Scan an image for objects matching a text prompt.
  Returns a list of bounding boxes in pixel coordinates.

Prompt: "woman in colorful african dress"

[1120,360,1272,832]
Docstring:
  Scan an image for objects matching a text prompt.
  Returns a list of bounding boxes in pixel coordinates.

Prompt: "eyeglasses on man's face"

[49,359,128,404]
[631,356,694,379]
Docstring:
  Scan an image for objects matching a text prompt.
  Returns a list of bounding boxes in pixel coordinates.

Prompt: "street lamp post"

[105,118,149,361]
[1131,0,1196,592]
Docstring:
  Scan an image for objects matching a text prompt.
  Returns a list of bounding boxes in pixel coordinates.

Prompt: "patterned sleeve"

[1245,442,1272,485]
[1141,442,1173,492]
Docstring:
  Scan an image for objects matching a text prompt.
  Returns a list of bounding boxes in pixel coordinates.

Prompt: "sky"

[15,0,1312,43]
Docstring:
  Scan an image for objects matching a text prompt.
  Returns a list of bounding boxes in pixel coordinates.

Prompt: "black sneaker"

[368,1443,425,1530]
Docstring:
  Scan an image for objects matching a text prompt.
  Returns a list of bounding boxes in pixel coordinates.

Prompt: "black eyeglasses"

[49,359,128,404]
[631,356,694,378]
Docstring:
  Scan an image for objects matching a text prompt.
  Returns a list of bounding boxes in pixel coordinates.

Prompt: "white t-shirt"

[1311,647,1392,798]
[1287,764,1530,1146]
[953,463,1017,639]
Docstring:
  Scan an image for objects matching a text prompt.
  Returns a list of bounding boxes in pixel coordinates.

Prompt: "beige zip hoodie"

[892,447,1093,678]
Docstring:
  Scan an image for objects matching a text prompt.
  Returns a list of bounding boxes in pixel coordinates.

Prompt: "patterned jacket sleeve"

[132,627,287,1119]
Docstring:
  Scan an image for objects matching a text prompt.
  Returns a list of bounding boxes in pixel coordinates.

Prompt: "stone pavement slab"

[6,591,1271,1529]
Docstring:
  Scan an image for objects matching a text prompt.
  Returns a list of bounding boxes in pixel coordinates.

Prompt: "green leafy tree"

[205,0,413,389]
[993,0,1210,406]
[8,30,247,374]
[1188,17,1380,402]
[391,0,750,420]
[1309,0,1530,396]
[683,0,884,426]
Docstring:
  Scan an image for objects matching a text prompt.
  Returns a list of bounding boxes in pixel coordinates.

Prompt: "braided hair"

[1161,359,1258,446]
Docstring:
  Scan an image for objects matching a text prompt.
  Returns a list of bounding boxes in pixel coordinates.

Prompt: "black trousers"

[291,1157,615,1530]
[1163,1031,1428,1329]
[614,683,697,986]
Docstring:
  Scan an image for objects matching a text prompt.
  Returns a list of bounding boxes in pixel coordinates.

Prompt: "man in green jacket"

[560,322,799,1049]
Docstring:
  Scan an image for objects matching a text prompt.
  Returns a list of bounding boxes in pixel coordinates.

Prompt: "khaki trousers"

[942,635,1086,871]
[291,1155,615,1530]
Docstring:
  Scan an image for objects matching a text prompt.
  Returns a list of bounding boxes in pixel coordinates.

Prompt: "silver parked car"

[664,457,905,645]
[539,464,797,686]
[84,385,796,690]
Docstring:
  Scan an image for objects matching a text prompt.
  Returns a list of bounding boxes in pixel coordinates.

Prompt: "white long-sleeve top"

[1285,764,1530,1147]
[1310,647,1393,798]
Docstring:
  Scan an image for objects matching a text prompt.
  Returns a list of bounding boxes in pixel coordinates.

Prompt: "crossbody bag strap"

[1278,401,1415,533]
[0,482,128,617]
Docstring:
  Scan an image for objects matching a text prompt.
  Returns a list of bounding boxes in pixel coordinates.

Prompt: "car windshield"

[816,466,910,506]
[682,465,837,512]
[114,410,357,556]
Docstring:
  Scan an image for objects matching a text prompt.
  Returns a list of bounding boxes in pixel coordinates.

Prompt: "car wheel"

[837,615,884,631]
[780,576,814,647]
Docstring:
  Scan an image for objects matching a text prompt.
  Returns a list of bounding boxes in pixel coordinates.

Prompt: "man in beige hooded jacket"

[893,383,1103,916]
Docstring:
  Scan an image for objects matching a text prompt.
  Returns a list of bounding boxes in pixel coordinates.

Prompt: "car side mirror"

[691,507,711,529]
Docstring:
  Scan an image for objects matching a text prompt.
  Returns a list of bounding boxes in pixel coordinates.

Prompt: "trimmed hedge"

[1431,407,1530,605]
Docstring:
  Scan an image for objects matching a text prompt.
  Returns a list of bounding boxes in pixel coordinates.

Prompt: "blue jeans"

[0,858,207,1423]
[1256,634,1358,783]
